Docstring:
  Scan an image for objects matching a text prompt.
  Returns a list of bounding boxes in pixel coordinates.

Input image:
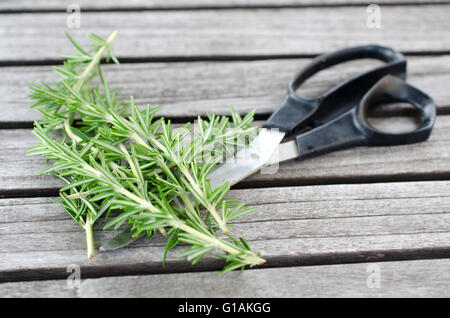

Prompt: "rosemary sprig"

[28,31,120,259]
[30,121,264,271]
[27,31,264,272]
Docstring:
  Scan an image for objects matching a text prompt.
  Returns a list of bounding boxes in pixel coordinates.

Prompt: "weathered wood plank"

[3,113,450,193]
[3,258,449,298]
[3,209,450,250]
[2,0,449,11]
[0,279,76,298]
[1,180,450,281]
[61,258,450,297]
[1,6,450,62]
[1,55,450,124]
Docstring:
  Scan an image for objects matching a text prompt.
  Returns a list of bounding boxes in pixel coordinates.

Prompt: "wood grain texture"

[3,113,450,193]
[65,258,450,297]
[1,5,450,62]
[2,258,450,297]
[2,0,449,11]
[0,280,76,298]
[2,180,450,281]
[2,55,450,124]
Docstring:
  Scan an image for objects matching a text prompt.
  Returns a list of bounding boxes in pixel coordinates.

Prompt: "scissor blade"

[100,198,185,252]
[266,139,300,166]
[209,128,286,189]
[99,226,144,252]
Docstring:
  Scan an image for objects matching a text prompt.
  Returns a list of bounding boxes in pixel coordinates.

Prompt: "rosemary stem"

[83,97,232,234]
[84,213,95,259]
[96,161,260,265]
[78,30,119,85]
[180,166,229,233]
[173,220,265,266]
[132,130,229,233]
[179,191,205,226]
[64,119,82,145]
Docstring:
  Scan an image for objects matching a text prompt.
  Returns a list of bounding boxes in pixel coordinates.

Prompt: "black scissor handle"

[263,45,407,137]
[294,75,436,160]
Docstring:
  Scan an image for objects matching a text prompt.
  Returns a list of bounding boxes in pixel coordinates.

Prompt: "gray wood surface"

[2,258,450,297]
[3,113,450,193]
[2,55,450,124]
[1,0,449,297]
[2,0,449,11]
[1,5,450,62]
[1,180,450,281]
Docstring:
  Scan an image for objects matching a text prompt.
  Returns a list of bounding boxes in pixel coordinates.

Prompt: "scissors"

[101,45,436,251]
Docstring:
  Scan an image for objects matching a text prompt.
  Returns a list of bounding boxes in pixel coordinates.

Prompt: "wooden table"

[1,0,450,298]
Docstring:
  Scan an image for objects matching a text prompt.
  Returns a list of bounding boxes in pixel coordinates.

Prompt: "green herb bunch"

[27,30,264,273]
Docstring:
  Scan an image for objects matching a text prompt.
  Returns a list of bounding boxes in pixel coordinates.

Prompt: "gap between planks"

[4,51,450,68]
[1,5,450,62]
[2,180,450,282]
[1,55,450,125]
[3,113,450,196]
[1,0,449,13]
[2,257,450,297]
